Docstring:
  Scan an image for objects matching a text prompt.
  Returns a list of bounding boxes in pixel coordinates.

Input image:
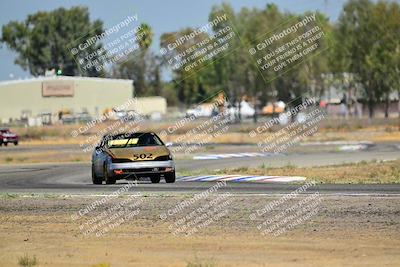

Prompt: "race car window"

[137,133,163,146]
[107,138,138,148]
[106,133,163,148]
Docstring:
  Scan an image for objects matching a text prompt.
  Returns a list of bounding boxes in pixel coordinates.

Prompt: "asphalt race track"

[0,142,399,195]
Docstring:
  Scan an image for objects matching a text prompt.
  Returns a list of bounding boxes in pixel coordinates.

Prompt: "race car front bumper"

[108,160,175,178]
[2,137,18,143]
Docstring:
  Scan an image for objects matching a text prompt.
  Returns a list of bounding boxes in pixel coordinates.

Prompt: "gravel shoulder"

[0,194,399,266]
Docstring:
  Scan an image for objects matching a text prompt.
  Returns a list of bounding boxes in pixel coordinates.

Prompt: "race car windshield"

[106,133,163,148]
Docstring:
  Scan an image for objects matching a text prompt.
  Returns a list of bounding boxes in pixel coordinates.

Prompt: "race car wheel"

[3,142,7,146]
[150,175,161,183]
[165,172,176,183]
[92,164,102,185]
[14,141,18,146]
[104,164,116,184]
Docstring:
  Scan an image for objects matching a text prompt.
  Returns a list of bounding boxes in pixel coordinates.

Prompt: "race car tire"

[92,164,102,185]
[3,142,7,146]
[104,164,116,184]
[14,141,18,146]
[165,172,176,183]
[150,175,161,183]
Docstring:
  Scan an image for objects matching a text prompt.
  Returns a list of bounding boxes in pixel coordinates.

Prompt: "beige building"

[0,76,135,123]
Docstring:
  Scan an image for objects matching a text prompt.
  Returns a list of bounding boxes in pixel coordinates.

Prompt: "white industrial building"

[0,76,167,124]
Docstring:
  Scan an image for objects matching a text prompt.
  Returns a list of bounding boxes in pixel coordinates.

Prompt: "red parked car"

[0,128,19,146]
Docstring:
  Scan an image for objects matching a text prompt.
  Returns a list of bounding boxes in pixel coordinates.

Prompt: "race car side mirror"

[165,142,173,147]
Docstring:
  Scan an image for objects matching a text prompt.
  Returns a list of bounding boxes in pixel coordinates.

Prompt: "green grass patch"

[18,254,38,267]
[186,256,215,267]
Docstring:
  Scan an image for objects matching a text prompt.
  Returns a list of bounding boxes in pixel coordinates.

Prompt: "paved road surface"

[0,142,399,194]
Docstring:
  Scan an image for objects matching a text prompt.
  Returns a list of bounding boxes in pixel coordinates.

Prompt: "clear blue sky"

[0,0,346,81]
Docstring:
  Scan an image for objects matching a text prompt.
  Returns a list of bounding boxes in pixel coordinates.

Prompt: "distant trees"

[159,27,211,105]
[112,23,164,97]
[2,1,399,117]
[159,3,331,116]
[1,7,104,76]
[334,0,400,117]
[157,0,399,118]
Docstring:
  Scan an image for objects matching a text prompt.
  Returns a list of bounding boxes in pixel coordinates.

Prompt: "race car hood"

[106,146,170,161]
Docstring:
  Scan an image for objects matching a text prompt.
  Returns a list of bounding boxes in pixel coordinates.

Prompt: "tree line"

[1,0,399,117]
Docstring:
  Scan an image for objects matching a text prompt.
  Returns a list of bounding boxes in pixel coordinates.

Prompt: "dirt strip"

[0,194,399,267]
